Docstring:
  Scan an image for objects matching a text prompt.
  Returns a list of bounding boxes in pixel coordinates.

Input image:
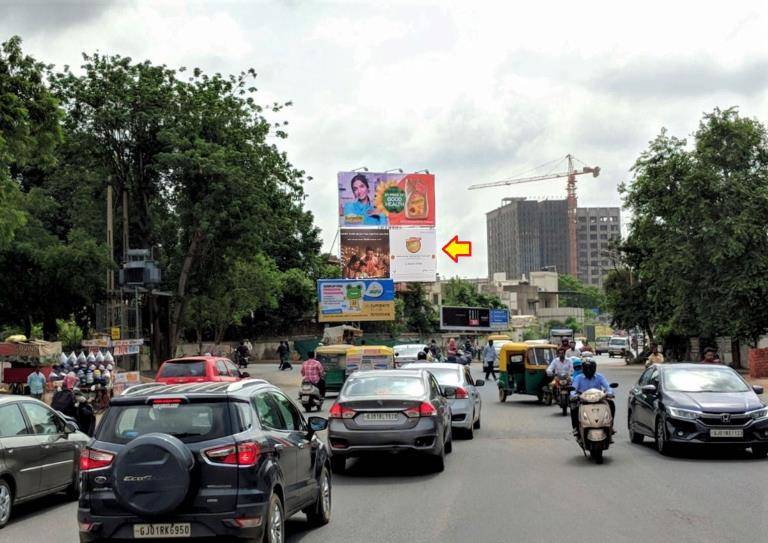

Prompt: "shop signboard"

[318,279,395,322]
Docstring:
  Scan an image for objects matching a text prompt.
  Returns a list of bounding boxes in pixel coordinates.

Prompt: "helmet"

[571,357,582,369]
[582,359,597,379]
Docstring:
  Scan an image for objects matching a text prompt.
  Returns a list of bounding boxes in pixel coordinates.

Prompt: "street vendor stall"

[0,339,62,395]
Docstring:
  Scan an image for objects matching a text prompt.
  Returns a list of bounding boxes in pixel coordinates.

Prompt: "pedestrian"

[277,341,288,370]
[446,337,458,362]
[74,390,96,437]
[301,351,326,397]
[281,342,293,370]
[236,340,251,368]
[51,386,77,418]
[27,365,46,400]
[646,343,665,366]
[701,348,720,364]
[483,340,498,381]
[423,346,434,362]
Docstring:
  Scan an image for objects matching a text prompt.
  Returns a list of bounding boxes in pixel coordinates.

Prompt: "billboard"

[389,227,436,282]
[440,306,499,331]
[338,171,435,228]
[490,309,510,330]
[341,229,390,279]
[318,279,395,322]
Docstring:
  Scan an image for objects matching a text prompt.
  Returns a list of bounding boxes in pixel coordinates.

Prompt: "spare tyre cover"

[113,433,194,516]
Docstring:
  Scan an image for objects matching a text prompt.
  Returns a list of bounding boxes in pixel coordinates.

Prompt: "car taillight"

[454,387,469,399]
[204,441,260,467]
[80,448,115,471]
[404,402,437,418]
[329,403,356,419]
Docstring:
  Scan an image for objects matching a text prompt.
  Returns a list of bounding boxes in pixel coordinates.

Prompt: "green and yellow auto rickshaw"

[344,346,396,375]
[315,344,356,396]
[497,342,558,403]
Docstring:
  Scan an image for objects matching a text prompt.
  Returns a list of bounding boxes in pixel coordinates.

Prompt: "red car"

[155,356,249,384]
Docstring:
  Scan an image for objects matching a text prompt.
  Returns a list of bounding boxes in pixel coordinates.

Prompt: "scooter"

[573,385,619,464]
[299,379,324,413]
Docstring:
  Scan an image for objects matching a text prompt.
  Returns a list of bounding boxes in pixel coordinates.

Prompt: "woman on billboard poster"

[341,173,388,226]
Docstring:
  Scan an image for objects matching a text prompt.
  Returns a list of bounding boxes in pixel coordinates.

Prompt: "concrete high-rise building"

[576,207,621,287]
[486,198,569,279]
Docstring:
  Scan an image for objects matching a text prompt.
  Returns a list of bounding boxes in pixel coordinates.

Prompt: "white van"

[607,336,631,358]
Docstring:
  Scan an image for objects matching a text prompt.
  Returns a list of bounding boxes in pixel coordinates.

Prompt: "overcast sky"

[3,0,768,278]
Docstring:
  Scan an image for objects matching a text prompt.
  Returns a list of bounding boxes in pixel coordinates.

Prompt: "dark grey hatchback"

[327,369,453,473]
[627,363,768,456]
[78,380,331,543]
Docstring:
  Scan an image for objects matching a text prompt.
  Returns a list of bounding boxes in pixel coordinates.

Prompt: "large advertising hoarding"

[490,309,511,330]
[317,279,395,322]
[341,229,390,279]
[440,306,502,331]
[389,227,436,282]
[338,171,435,228]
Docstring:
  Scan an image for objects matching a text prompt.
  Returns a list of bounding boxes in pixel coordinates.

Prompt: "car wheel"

[752,445,768,458]
[655,417,672,456]
[464,420,474,440]
[499,389,507,402]
[445,427,453,453]
[305,466,331,527]
[473,413,481,429]
[330,456,346,474]
[628,412,644,444]
[0,479,12,528]
[263,492,284,543]
[431,441,445,473]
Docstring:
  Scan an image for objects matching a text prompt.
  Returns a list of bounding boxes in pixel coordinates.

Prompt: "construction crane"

[469,154,600,277]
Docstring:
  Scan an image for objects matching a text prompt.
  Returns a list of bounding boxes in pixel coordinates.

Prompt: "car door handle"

[41,444,51,449]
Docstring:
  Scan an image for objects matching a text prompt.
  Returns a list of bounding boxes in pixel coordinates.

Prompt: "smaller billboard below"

[490,309,510,329]
[318,279,395,322]
[341,229,390,279]
[389,227,436,282]
[440,306,495,331]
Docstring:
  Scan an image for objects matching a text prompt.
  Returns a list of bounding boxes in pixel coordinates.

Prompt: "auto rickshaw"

[315,344,356,396]
[497,342,558,403]
[344,346,396,376]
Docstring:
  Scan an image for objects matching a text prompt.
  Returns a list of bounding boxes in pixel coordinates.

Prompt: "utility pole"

[106,185,114,329]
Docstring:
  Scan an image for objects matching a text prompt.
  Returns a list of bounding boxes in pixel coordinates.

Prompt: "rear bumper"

[328,417,440,456]
[77,506,267,541]
[449,399,474,429]
[664,417,768,446]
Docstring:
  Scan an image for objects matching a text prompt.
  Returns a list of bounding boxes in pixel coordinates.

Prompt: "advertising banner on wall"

[490,309,511,330]
[440,306,493,331]
[341,229,390,279]
[317,279,396,322]
[338,171,435,228]
[389,227,436,282]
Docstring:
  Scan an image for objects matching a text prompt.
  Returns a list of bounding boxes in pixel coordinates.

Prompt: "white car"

[401,362,484,438]
[394,343,429,366]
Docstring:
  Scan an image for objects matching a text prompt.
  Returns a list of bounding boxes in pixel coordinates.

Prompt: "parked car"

[78,379,331,542]
[607,337,631,358]
[327,369,453,473]
[400,362,484,438]
[0,396,89,528]
[594,336,611,355]
[393,343,428,366]
[627,363,768,456]
[155,356,249,384]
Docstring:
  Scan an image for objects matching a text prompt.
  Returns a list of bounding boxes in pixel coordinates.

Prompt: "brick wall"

[748,348,768,379]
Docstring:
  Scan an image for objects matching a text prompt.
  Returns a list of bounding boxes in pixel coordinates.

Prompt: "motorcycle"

[456,349,473,366]
[555,373,572,416]
[299,379,324,413]
[572,385,619,464]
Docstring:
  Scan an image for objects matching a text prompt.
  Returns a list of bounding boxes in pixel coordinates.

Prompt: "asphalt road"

[4,357,767,543]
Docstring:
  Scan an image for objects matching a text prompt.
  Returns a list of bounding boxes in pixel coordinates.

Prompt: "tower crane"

[468,154,600,276]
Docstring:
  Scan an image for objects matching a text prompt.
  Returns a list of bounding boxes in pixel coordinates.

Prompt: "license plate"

[362,412,398,422]
[710,428,743,438]
[133,523,191,538]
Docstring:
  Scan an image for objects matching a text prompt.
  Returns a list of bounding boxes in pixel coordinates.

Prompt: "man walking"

[483,340,497,381]
[646,344,665,366]
[27,366,46,400]
[277,341,289,370]
[301,351,326,397]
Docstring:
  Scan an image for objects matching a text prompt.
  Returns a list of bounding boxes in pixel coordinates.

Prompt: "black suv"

[78,379,331,543]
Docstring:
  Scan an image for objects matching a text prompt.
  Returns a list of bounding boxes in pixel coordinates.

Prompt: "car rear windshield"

[664,368,749,393]
[344,376,425,397]
[158,361,206,378]
[98,401,231,444]
[424,368,462,386]
[396,345,426,358]
[609,339,626,346]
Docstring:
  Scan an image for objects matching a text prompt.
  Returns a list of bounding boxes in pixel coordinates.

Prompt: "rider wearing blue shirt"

[569,359,615,436]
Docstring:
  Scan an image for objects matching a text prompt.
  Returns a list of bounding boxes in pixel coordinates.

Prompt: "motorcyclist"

[546,348,574,378]
[571,357,583,377]
[569,359,615,437]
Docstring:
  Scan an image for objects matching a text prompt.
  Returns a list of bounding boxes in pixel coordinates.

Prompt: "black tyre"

[464,423,474,440]
[473,413,481,429]
[445,427,453,453]
[0,479,12,529]
[499,388,507,402]
[330,456,346,474]
[561,402,568,417]
[263,492,284,543]
[590,448,604,464]
[431,440,446,473]
[628,412,644,444]
[752,445,768,458]
[303,403,312,413]
[544,391,553,406]
[305,467,331,527]
[655,417,673,456]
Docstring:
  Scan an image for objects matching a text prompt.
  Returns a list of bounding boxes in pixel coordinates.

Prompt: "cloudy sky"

[3,0,768,277]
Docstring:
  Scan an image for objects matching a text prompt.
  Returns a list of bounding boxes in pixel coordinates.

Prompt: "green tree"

[442,277,504,308]
[618,108,768,344]
[399,283,439,334]
[558,274,606,311]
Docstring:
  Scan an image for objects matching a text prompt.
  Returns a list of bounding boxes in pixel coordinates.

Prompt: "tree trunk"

[23,315,32,339]
[196,328,203,355]
[168,231,206,357]
[42,315,57,341]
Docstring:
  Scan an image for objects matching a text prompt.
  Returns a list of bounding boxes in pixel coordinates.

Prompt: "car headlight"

[666,406,701,420]
[747,407,768,421]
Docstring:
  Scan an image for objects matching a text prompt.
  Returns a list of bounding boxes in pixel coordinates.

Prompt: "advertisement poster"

[490,309,510,330]
[389,227,437,282]
[341,229,390,279]
[338,171,435,228]
[317,279,395,322]
[440,306,493,331]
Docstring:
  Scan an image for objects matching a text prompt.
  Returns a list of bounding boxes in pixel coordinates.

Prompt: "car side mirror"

[753,385,764,395]
[64,421,78,434]
[307,416,328,434]
[239,371,250,378]
[475,379,485,387]
[442,385,458,399]
[641,384,657,394]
